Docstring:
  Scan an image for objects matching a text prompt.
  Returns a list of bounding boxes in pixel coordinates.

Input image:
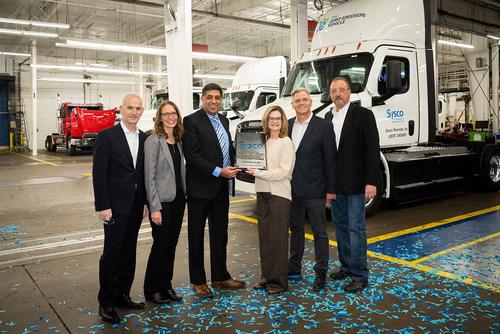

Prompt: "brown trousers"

[256,192,291,292]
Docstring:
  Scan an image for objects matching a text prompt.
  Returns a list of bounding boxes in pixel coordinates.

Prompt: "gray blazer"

[144,133,186,213]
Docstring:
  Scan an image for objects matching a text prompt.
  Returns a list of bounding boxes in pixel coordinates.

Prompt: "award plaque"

[235,132,267,170]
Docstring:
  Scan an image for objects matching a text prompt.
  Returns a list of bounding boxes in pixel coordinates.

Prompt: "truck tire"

[365,171,384,217]
[481,146,500,191]
[51,144,57,152]
[69,144,77,156]
[45,136,52,152]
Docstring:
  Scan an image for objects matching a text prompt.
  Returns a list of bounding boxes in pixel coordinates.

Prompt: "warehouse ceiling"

[0,0,500,88]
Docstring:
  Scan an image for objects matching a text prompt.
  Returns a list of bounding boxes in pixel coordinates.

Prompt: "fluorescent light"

[193,73,235,80]
[31,64,168,77]
[38,77,135,85]
[438,40,474,49]
[0,51,31,57]
[90,63,109,67]
[0,28,58,38]
[57,39,256,62]
[61,40,166,56]
[0,17,69,29]
[192,52,256,62]
[487,34,500,40]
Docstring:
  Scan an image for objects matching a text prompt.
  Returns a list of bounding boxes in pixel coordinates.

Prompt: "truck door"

[370,48,419,147]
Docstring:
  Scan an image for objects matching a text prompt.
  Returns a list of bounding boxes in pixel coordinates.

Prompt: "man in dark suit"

[182,83,245,298]
[93,93,148,323]
[325,77,380,293]
[288,87,336,291]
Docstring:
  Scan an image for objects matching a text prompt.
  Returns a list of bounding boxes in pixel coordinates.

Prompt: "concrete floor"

[0,149,499,333]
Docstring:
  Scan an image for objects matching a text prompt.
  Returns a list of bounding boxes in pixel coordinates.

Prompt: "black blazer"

[325,104,380,194]
[289,114,337,199]
[92,124,147,214]
[183,108,235,199]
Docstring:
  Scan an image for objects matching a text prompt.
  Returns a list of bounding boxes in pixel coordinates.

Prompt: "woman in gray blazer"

[144,101,186,304]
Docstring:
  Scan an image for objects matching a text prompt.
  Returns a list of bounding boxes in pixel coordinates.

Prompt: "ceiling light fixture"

[0,28,58,38]
[193,73,235,80]
[31,64,168,77]
[56,39,257,62]
[0,51,31,57]
[38,77,135,85]
[438,40,474,49]
[486,34,500,40]
[0,17,69,29]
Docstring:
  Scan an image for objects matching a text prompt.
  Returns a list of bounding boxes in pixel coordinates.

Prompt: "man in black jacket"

[288,87,336,291]
[182,83,245,298]
[326,77,380,293]
[93,93,148,323]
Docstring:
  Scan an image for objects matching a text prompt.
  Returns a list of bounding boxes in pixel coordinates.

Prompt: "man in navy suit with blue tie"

[93,94,148,323]
[183,83,246,298]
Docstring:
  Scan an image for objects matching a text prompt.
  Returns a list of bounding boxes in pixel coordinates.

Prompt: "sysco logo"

[386,108,404,120]
[238,142,264,150]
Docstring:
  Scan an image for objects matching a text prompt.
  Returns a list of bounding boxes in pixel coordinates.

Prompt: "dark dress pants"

[144,189,186,295]
[288,191,329,275]
[257,192,290,292]
[187,181,232,284]
[98,195,143,307]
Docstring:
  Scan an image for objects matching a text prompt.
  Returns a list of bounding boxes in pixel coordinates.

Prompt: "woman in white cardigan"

[246,105,296,294]
[144,101,186,304]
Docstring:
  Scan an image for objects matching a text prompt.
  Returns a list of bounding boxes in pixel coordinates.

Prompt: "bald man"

[93,94,148,323]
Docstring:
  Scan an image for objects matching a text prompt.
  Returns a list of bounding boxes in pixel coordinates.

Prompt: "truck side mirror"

[320,91,332,104]
[231,100,242,110]
[386,60,403,93]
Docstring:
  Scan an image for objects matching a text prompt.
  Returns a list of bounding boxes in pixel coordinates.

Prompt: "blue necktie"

[212,116,230,168]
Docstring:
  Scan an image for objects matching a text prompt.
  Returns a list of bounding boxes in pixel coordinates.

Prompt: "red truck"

[45,102,117,155]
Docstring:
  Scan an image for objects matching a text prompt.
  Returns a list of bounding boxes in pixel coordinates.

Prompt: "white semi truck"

[222,56,288,130]
[235,0,500,216]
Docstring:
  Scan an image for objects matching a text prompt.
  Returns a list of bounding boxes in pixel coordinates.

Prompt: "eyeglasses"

[268,117,282,122]
[161,112,178,118]
[330,88,350,94]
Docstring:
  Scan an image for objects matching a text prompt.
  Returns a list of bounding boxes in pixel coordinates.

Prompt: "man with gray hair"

[287,87,337,291]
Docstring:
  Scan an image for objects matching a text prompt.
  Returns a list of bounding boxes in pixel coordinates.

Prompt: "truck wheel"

[365,171,384,217]
[481,146,500,191]
[69,144,77,156]
[51,144,57,152]
[45,136,52,152]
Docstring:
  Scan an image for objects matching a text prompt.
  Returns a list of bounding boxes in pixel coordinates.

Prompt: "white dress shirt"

[291,112,313,151]
[331,102,350,149]
[120,121,139,168]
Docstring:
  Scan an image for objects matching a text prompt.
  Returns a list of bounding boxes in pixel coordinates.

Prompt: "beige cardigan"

[253,136,295,201]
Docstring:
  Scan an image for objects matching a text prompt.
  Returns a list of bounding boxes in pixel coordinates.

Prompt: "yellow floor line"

[230,197,257,204]
[367,205,500,244]
[229,210,500,294]
[10,151,60,167]
[411,231,500,264]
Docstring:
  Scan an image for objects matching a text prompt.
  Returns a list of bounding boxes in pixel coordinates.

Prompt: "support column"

[156,56,163,91]
[164,0,193,116]
[492,43,499,133]
[290,0,308,64]
[139,54,144,104]
[31,41,37,156]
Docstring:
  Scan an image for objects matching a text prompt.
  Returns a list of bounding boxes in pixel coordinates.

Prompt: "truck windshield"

[222,91,255,111]
[151,94,169,110]
[282,53,373,96]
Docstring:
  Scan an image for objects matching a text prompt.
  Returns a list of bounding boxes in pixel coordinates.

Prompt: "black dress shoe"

[146,292,170,304]
[164,288,182,301]
[329,269,349,280]
[312,272,326,291]
[114,294,145,309]
[99,305,120,324]
[343,280,368,293]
